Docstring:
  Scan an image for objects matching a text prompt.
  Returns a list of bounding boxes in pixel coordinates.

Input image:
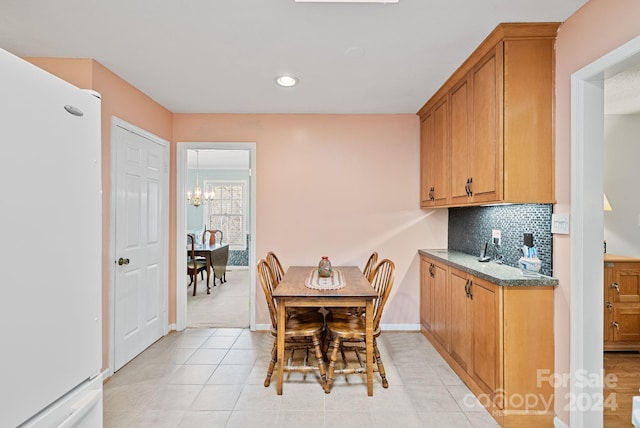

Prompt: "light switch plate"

[551,213,570,234]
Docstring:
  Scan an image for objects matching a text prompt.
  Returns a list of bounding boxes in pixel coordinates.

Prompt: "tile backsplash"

[448,204,553,276]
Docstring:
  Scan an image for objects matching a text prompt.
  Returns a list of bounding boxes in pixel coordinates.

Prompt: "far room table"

[272,266,378,396]
[193,243,229,286]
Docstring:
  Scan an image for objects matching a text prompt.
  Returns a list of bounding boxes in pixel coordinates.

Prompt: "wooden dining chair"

[328,251,379,320]
[257,259,327,389]
[362,251,379,282]
[205,229,223,246]
[187,234,209,296]
[266,251,286,285]
[266,251,320,317]
[323,258,395,393]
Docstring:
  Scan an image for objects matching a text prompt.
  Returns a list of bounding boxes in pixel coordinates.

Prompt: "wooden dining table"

[272,266,378,396]
[193,243,229,287]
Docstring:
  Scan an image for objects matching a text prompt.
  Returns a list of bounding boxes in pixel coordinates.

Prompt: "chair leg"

[193,271,197,296]
[264,340,277,387]
[373,339,388,388]
[324,335,341,393]
[311,333,327,385]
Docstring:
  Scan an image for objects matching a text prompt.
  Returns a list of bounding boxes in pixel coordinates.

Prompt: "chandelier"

[187,150,214,207]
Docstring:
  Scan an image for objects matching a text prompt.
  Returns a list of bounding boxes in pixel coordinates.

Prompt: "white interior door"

[113,123,167,371]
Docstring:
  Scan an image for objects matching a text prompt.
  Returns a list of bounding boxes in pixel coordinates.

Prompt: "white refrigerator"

[0,49,103,427]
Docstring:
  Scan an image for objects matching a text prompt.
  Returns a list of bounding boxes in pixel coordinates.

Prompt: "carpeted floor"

[187,269,250,328]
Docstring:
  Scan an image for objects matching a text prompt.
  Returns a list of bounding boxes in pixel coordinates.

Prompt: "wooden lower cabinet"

[420,257,449,349]
[449,268,473,372]
[420,256,554,427]
[604,255,640,351]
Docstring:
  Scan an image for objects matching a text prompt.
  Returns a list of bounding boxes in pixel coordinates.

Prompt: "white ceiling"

[0,0,590,114]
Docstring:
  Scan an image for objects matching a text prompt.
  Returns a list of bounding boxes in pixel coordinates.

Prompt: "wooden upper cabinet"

[420,95,449,207]
[419,112,433,205]
[450,78,470,204]
[418,23,558,208]
[468,48,501,203]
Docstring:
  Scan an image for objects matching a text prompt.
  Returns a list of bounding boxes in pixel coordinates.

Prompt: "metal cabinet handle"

[611,321,619,331]
[464,279,473,299]
[605,301,613,312]
[464,179,470,196]
[467,177,473,196]
[611,282,620,294]
[117,257,130,266]
[428,263,435,278]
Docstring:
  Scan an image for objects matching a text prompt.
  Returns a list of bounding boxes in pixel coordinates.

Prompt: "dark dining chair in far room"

[187,234,209,296]
[323,258,395,393]
[204,229,223,246]
[257,259,327,389]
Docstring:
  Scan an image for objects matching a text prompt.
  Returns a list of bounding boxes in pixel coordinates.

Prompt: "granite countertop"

[419,249,559,287]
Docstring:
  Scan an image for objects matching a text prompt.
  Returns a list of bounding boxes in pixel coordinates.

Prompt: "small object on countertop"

[318,256,333,278]
[524,233,534,248]
[478,242,491,262]
[518,256,542,275]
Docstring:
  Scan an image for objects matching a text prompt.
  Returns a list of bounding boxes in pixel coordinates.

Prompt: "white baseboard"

[380,323,420,331]
[554,416,569,428]
[255,323,271,332]
[102,369,113,382]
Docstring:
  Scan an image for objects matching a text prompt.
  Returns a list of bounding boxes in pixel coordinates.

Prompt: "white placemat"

[305,269,345,290]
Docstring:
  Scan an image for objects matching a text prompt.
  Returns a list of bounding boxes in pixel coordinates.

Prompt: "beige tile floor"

[104,328,499,427]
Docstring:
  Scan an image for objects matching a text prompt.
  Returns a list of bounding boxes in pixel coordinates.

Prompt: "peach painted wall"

[173,114,448,326]
[26,58,173,372]
[554,0,640,423]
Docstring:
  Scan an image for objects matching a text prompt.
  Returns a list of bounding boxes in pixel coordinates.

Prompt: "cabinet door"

[419,112,433,206]
[469,47,500,203]
[450,78,471,205]
[431,96,450,205]
[449,268,472,372]
[431,261,449,350]
[419,96,449,207]
[420,257,432,331]
[611,263,640,303]
[604,264,614,344]
[612,305,640,343]
[470,278,499,396]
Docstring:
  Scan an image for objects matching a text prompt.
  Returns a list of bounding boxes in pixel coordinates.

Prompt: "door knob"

[117,257,130,266]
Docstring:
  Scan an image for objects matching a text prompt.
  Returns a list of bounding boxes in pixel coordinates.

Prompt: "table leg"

[366,300,373,396]
[276,301,286,395]
[205,254,211,292]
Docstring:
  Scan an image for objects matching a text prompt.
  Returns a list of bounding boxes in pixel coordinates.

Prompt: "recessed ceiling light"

[276,75,298,87]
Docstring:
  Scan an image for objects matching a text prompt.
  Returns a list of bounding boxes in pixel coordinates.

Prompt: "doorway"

[176,143,257,331]
[570,34,640,428]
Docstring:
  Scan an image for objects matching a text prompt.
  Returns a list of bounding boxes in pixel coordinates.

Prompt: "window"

[205,181,246,250]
